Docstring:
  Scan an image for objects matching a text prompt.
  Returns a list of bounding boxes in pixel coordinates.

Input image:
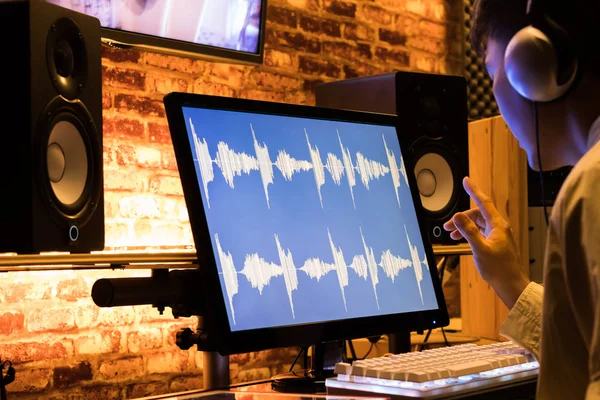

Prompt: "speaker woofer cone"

[37,97,101,227]
[46,17,88,100]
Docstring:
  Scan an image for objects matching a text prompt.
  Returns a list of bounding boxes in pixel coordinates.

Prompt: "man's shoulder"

[555,140,600,216]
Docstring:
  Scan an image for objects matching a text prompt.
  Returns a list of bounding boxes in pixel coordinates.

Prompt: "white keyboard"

[327,342,539,399]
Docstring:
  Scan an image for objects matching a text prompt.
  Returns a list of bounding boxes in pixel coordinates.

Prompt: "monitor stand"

[271,341,345,394]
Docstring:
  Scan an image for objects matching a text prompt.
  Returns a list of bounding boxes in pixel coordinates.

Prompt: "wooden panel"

[460,116,529,340]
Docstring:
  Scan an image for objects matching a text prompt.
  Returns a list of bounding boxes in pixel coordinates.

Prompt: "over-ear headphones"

[505,0,578,102]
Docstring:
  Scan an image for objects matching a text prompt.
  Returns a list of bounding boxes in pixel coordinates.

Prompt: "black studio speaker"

[0,0,104,254]
[316,72,469,245]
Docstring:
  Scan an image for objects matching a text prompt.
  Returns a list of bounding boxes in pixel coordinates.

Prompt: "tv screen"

[47,0,267,64]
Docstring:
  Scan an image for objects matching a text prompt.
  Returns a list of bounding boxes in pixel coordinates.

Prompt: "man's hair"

[470,0,599,60]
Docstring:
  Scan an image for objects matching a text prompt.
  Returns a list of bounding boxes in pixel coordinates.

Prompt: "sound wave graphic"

[190,118,408,210]
[215,227,429,324]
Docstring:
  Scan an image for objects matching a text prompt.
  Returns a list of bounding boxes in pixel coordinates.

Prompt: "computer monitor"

[46,0,267,64]
[163,93,449,356]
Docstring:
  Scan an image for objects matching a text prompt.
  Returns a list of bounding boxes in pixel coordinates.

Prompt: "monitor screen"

[46,0,266,63]
[180,105,440,332]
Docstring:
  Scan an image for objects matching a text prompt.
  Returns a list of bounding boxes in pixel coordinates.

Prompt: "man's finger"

[452,212,486,251]
[444,208,485,232]
[463,177,501,225]
[450,229,464,240]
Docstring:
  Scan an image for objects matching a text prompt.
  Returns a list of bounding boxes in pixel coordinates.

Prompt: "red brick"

[147,75,189,95]
[157,197,189,222]
[53,361,93,388]
[286,0,319,11]
[143,52,204,74]
[103,116,145,140]
[192,80,236,97]
[132,220,192,247]
[322,41,372,61]
[102,65,146,91]
[343,62,384,79]
[148,122,173,145]
[0,310,24,335]
[285,91,309,105]
[298,56,342,78]
[238,89,287,103]
[407,36,445,55]
[146,351,189,374]
[27,308,75,333]
[127,328,163,353]
[169,376,204,392]
[115,94,166,118]
[98,357,145,380]
[56,278,91,302]
[266,30,321,54]
[406,0,448,22]
[248,71,302,91]
[81,385,123,399]
[101,46,141,64]
[74,304,100,329]
[420,19,447,40]
[118,195,161,219]
[103,143,116,166]
[323,0,357,18]
[126,382,170,399]
[97,306,136,327]
[104,220,132,248]
[8,368,52,393]
[343,22,376,41]
[3,281,52,303]
[116,144,136,166]
[237,367,271,382]
[395,14,420,36]
[361,4,394,25]
[206,64,246,87]
[374,47,410,66]
[299,15,342,37]
[264,48,294,68]
[0,340,73,364]
[75,331,121,355]
[379,28,408,46]
[410,51,438,73]
[102,92,112,109]
[103,169,147,192]
[268,5,297,28]
[162,149,179,171]
[149,175,184,196]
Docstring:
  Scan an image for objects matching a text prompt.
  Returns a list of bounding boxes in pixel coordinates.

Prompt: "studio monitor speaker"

[0,1,104,254]
[316,72,469,245]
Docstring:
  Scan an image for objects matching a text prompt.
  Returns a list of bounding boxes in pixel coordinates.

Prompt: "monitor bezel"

[164,92,450,355]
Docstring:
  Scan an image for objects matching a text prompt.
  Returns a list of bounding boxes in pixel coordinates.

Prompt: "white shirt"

[500,116,600,399]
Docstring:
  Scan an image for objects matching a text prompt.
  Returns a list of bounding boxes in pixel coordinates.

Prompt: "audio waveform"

[190,118,408,209]
[215,227,430,323]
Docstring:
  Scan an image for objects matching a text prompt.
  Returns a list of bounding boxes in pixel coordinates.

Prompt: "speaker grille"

[464,0,499,121]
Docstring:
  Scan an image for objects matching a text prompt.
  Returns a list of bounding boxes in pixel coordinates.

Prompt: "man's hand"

[443,177,530,309]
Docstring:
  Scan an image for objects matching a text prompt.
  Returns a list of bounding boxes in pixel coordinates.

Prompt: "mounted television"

[46,0,267,64]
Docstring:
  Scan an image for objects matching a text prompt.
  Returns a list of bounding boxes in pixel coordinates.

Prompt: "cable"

[534,102,550,226]
[289,347,305,372]
[347,340,358,361]
[360,343,375,360]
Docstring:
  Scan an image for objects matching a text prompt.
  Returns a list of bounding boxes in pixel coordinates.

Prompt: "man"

[443,0,600,398]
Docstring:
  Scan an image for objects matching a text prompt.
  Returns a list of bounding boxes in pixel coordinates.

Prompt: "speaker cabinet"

[0,1,104,254]
[316,72,469,245]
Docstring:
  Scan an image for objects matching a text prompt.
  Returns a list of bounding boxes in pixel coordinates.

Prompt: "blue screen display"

[182,106,439,332]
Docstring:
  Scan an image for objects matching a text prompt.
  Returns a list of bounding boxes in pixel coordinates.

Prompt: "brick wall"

[1,0,463,398]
